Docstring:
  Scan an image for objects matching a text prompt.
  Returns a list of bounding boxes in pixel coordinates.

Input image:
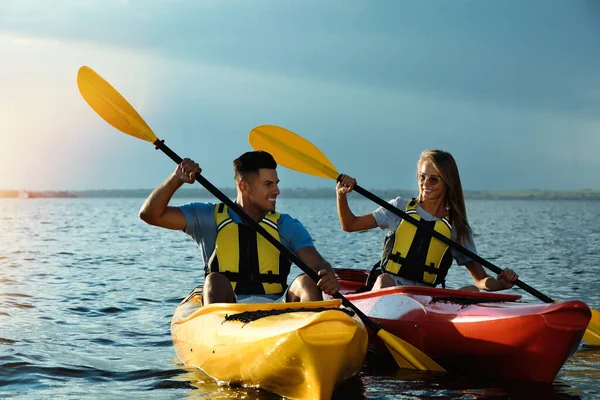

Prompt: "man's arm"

[296,246,340,295]
[139,174,187,230]
[139,158,201,230]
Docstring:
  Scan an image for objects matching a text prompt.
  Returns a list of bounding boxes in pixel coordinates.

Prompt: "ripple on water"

[0,361,42,390]
[2,301,35,309]
[67,306,91,313]
[1,293,33,298]
[143,340,173,348]
[88,338,123,347]
[98,307,127,314]
[1,362,174,385]
[135,297,161,303]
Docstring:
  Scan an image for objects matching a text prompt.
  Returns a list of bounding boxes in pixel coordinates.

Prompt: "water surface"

[1,197,598,399]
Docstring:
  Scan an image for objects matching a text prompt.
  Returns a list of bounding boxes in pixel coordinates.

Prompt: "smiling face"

[417,160,447,202]
[242,168,280,214]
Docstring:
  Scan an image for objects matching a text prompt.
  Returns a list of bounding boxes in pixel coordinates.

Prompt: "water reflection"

[178,366,281,400]
[174,352,591,400]
[351,354,584,400]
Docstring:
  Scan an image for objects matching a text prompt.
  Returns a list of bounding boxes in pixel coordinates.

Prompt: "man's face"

[244,168,280,213]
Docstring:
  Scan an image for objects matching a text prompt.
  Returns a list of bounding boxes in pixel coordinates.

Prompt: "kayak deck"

[334,267,591,383]
[171,294,368,399]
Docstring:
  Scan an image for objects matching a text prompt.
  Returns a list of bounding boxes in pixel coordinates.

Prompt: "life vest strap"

[220,270,286,285]
[387,253,440,275]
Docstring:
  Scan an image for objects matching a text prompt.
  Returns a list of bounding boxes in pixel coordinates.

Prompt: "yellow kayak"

[171,293,368,400]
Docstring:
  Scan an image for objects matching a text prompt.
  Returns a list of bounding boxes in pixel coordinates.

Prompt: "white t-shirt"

[371,197,477,266]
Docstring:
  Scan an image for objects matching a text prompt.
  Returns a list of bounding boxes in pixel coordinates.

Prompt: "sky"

[0,0,599,191]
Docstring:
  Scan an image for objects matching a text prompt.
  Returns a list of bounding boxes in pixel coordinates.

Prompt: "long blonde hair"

[417,150,472,244]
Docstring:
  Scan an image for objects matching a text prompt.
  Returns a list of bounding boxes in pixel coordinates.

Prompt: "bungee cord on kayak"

[223,307,355,325]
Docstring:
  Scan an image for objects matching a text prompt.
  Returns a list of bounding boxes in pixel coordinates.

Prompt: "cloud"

[1,0,599,190]
[2,0,599,118]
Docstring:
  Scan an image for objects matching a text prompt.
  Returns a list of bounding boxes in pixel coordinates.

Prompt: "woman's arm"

[464,261,519,291]
[336,174,378,232]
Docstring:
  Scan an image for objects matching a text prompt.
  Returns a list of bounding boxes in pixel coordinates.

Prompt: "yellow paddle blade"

[77,66,158,143]
[249,125,339,180]
[377,329,446,372]
[583,308,600,346]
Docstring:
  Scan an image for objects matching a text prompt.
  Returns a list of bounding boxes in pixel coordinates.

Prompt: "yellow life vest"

[381,199,453,286]
[208,203,291,295]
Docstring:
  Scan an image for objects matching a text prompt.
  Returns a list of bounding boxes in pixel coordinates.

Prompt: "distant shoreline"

[2,188,600,200]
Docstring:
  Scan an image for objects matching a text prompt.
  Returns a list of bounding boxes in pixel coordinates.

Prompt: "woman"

[336,149,518,291]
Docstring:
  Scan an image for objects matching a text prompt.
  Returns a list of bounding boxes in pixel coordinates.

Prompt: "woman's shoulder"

[373,196,410,228]
[388,196,411,209]
[450,225,475,243]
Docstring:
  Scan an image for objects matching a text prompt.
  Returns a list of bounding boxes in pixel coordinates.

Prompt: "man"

[139,151,340,304]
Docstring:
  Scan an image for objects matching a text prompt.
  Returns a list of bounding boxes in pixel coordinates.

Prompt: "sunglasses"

[417,173,443,186]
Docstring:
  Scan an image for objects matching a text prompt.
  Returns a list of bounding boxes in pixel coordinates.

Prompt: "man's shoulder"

[276,212,309,235]
[276,212,314,249]
[277,212,302,225]
[179,201,216,216]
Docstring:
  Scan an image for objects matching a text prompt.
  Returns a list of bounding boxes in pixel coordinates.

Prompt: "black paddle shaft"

[153,140,381,332]
[352,183,555,303]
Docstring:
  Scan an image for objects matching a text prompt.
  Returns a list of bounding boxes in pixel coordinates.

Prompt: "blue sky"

[1,0,599,191]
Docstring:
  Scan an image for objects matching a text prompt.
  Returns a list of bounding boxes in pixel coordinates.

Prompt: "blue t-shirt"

[179,202,314,268]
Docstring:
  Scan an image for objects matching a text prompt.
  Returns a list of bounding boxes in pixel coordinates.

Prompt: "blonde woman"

[336,150,518,291]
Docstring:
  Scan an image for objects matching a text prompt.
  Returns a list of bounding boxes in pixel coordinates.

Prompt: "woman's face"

[417,160,446,202]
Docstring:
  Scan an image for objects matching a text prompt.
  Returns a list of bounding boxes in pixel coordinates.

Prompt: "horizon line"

[2,187,600,201]
[3,187,600,193]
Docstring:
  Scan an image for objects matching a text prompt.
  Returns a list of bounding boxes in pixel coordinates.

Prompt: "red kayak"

[334,268,591,383]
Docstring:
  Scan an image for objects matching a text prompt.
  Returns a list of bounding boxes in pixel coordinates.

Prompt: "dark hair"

[233,151,277,182]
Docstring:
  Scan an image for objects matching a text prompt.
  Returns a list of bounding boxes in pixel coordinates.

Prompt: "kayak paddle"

[248,124,600,346]
[76,66,447,371]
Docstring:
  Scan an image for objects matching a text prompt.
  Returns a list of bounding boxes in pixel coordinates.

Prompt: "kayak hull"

[171,295,368,400]
[335,268,591,383]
